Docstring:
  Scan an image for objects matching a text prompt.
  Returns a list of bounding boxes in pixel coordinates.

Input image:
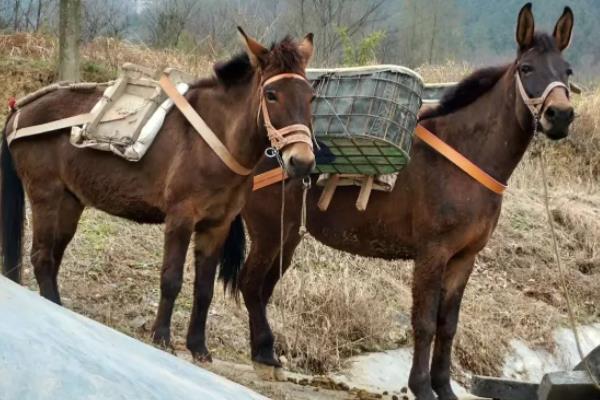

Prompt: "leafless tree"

[280,0,386,65]
[82,0,132,41]
[143,0,201,48]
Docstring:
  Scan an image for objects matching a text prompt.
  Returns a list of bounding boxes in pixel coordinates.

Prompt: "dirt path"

[177,352,484,400]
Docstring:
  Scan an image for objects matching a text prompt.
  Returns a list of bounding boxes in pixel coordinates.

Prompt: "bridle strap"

[515,72,569,119]
[262,73,309,87]
[260,73,314,151]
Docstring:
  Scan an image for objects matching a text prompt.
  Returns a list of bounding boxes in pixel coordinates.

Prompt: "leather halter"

[259,73,314,151]
[515,71,570,120]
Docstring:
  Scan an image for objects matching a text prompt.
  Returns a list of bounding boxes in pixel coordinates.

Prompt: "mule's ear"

[516,3,535,51]
[553,6,574,52]
[237,26,269,68]
[298,33,314,68]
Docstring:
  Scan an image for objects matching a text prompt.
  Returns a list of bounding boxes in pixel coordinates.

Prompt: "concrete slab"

[471,375,538,400]
[538,371,600,400]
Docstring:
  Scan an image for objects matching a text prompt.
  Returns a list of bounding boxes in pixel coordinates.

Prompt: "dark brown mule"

[1,30,316,359]
[219,4,574,400]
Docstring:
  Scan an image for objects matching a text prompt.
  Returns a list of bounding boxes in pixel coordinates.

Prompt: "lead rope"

[535,117,600,390]
[265,147,287,344]
[299,176,311,237]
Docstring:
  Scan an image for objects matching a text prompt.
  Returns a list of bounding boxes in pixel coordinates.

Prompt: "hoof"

[433,380,458,400]
[192,351,213,364]
[253,362,287,382]
[152,327,171,349]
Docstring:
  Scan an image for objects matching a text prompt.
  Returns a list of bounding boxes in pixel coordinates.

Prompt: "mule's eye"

[566,67,573,76]
[265,90,278,102]
[520,64,533,74]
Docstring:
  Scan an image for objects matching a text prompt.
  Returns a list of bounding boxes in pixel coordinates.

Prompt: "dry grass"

[2,35,599,380]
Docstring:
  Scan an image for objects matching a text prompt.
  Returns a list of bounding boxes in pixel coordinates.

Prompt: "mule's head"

[515,3,575,140]
[238,28,316,177]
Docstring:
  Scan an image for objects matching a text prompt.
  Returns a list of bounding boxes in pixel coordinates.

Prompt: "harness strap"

[515,72,569,119]
[7,112,93,145]
[415,124,506,195]
[253,166,287,191]
[159,75,253,176]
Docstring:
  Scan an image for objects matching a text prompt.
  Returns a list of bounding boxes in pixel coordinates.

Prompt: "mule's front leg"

[409,251,448,400]
[186,223,229,362]
[152,213,194,347]
[431,253,476,400]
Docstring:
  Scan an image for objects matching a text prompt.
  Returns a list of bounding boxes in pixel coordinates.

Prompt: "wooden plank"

[355,175,374,211]
[317,175,340,211]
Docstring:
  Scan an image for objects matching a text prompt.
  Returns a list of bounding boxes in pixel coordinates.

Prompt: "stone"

[470,375,538,400]
[538,371,600,400]
[575,346,600,381]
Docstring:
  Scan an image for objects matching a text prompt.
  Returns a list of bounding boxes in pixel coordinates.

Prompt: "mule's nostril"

[288,155,315,177]
[546,107,556,120]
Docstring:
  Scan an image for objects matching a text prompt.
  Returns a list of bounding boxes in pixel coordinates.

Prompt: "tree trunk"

[58,0,81,82]
[35,0,43,31]
[13,0,20,31]
[428,0,438,65]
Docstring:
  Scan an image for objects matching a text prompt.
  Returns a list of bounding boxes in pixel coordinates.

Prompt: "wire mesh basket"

[307,65,424,175]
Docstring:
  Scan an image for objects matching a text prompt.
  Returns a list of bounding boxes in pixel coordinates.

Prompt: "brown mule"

[1,29,316,360]
[218,4,574,400]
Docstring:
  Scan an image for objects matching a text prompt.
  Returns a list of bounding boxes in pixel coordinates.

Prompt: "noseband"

[259,73,314,151]
[515,71,570,121]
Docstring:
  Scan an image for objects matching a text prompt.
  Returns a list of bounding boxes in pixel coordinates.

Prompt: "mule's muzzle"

[287,153,316,177]
[542,104,574,140]
[282,141,316,178]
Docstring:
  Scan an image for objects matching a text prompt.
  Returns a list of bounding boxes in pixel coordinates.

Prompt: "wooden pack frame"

[69,63,196,161]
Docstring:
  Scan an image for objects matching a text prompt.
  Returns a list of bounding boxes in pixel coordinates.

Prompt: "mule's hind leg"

[152,210,194,347]
[408,250,449,400]
[186,222,230,362]
[431,252,476,400]
[30,189,83,304]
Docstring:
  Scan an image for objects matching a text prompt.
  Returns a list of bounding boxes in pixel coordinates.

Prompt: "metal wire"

[309,68,422,175]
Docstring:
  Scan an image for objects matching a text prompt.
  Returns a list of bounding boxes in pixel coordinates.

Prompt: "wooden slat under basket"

[307,65,424,175]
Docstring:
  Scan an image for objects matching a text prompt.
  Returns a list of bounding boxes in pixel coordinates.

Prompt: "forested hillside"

[1,0,599,80]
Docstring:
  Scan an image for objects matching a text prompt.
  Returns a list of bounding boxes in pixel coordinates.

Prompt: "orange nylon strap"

[253,167,287,191]
[415,124,507,195]
[159,75,252,176]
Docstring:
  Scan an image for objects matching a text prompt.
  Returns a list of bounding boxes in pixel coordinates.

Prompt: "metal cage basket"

[307,65,424,175]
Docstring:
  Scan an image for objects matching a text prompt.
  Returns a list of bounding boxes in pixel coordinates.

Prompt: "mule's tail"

[218,214,246,296]
[1,127,25,283]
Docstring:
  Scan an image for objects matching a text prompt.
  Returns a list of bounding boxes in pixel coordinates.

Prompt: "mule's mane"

[420,31,563,121]
[190,36,304,90]
[419,64,510,121]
